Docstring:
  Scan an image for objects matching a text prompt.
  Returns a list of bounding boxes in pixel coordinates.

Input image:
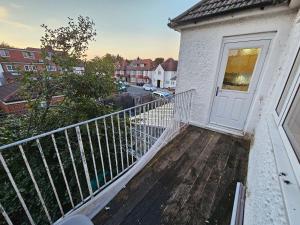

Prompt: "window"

[47,65,57,72]
[24,65,37,71]
[275,45,300,171]
[6,65,16,72]
[0,49,9,57]
[283,86,300,161]
[222,48,261,92]
[22,51,35,59]
[276,48,300,115]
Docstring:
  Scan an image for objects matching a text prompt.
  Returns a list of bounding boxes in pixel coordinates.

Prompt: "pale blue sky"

[0,0,198,59]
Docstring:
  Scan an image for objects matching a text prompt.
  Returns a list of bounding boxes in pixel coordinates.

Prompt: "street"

[126,85,173,97]
[127,85,149,97]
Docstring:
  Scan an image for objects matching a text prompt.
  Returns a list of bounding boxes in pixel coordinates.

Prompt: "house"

[115,58,155,84]
[152,58,178,88]
[168,0,300,224]
[0,46,83,113]
[0,46,85,85]
[0,82,64,113]
[114,60,129,81]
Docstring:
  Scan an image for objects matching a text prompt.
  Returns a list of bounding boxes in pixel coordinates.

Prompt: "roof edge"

[168,0,289,29]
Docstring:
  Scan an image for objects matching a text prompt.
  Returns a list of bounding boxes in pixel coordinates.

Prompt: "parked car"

[143,84,157,91]
[152,91,172,98]
[136,82,145,86]
[115,81,127,92]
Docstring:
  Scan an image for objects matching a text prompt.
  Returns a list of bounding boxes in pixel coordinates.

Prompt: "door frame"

[208,32,275,134]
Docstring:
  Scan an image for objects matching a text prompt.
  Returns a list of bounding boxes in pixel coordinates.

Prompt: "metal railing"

[0,89,194,225]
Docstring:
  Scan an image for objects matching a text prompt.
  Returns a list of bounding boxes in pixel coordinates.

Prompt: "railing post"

[111,115,119,174]
[86,124,100,189]
[65,129,84,201]
[0,153,36,225]
[52,134,74,208]
[95,120,107,184]
[75,126,93,197]
[0,203,13,225]
[103,118,113,180]
[19,145,52,224]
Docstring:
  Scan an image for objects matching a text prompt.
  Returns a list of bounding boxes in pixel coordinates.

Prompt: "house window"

[24,65,37,71]
[6,65,16,72]
[22,51,35,59]
[158,71,161,75]
[0,49,9,57]
[47,65,57,72]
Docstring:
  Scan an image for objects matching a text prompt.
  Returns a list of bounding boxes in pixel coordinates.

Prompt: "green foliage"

[0,16,123,225]
[154,57,164,65]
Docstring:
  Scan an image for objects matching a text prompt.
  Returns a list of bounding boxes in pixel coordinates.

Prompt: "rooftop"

[93,126,249,225]
[0,82,21,103]
[169,0,289,28]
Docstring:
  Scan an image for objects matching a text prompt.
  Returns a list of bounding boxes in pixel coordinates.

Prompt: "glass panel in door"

[222,48,261,92]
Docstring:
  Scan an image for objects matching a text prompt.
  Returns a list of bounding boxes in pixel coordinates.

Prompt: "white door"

[209,39,270,130]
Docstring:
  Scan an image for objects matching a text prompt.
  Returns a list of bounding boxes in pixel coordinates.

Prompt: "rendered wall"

[245,9,300,225]
[176,7,296,133]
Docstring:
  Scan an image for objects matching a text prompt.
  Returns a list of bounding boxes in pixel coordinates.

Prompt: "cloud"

[9,3,23,9]
[0,6,8,19]
[0,19,33,30]
[0,6,32,30]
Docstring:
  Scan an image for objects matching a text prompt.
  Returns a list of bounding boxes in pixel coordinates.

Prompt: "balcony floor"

[92,126,250,225]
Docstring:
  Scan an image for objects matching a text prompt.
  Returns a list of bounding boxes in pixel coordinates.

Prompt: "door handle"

[216,86,219,96]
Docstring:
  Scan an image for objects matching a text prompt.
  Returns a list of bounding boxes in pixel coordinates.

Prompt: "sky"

[0,0,199,60]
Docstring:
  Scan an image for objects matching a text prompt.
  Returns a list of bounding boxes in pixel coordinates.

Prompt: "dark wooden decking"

[93,126,250,225]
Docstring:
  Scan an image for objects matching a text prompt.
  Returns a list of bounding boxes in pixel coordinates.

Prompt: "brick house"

[0,46,82,113]
[115,58,155,84]
[0,82,64,113]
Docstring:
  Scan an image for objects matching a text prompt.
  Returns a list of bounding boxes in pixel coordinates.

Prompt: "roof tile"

[169,0,288,27]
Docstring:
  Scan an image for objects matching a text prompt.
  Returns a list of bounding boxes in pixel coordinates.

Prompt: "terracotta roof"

[0,82,21,103]
[169,0,288,28]
[161,58,178,71]
[116,60,128,70]
[127,58,155,71]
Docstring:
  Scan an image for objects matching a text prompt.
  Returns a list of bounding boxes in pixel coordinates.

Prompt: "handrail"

[0,89,195,225]
[0,89,194,151]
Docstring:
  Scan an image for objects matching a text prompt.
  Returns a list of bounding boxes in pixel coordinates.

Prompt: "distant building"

[0,46,82,113]
[115,58,156,84]
[151,58,178,89]
[0,47,85,86]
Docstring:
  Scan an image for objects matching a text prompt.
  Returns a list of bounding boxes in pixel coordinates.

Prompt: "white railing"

[0,89,194,225]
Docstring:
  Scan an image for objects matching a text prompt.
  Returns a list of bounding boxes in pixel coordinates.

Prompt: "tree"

[154,57,164,66]
[16,16,118,136]
[0,42,13,48]
[0,16,120,225]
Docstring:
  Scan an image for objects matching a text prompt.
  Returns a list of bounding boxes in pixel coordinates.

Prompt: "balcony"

[0,89,249,225]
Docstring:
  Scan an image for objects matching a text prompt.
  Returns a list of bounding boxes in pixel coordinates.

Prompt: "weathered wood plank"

[92,126,250,225]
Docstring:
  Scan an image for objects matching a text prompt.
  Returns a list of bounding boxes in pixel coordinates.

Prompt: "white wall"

[152,65,165,88]
[245,9,300,225]
[176,6,297,134]
[152,65,177,88]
